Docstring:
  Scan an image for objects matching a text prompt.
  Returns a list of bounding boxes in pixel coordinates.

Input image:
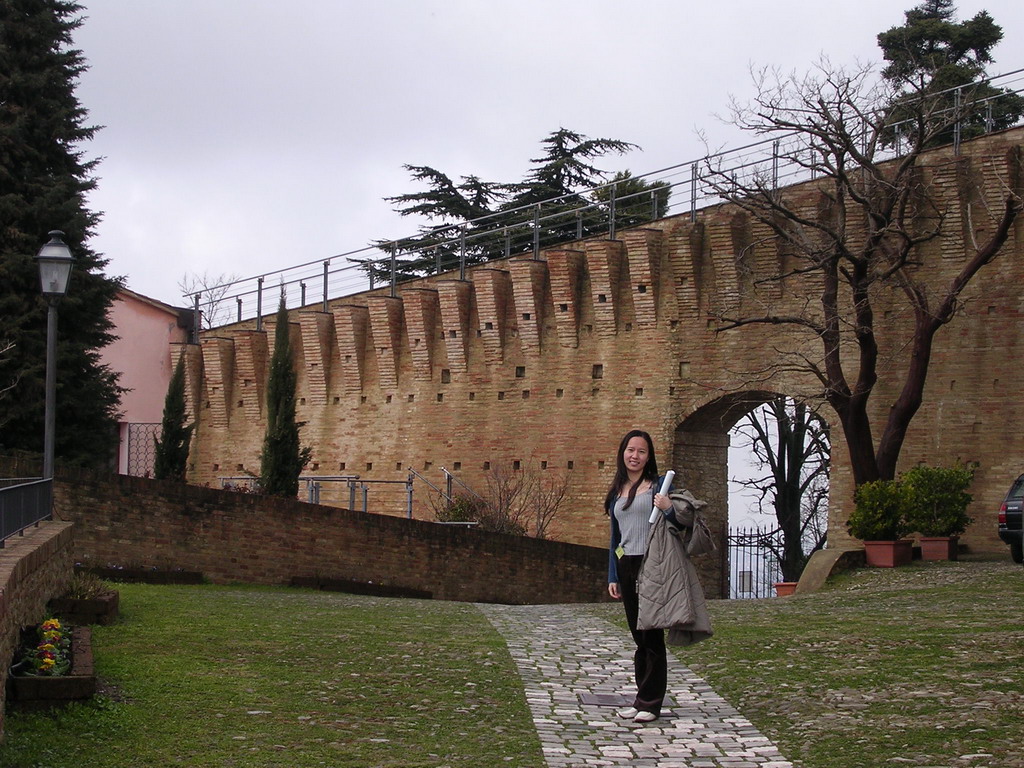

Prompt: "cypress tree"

[0,0,123,468]
[259,298,310,497]
[153,356,192,481]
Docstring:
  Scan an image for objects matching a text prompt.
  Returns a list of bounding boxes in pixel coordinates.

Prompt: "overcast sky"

[72,0,1024,305]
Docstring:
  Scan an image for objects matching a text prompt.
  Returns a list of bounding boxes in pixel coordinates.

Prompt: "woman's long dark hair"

[604,429,659,514]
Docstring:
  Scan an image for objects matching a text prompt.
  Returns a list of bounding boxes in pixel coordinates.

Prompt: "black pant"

[617,555,667,715]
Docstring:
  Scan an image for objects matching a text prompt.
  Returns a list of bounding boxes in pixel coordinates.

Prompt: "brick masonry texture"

[52,470,609,605]
[180,129,1024,599]
[0,522,75,737]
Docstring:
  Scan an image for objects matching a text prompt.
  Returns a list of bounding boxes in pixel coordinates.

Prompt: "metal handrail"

[217,472,417,517]
[0,476,42,489]
[186,67,1024,336]
[406,466,480,527]
[440,466,487,505]
[407,465,450,504]
[0,478,53,546]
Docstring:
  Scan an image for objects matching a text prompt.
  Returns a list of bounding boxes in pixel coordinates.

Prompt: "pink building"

[101,289,194,476]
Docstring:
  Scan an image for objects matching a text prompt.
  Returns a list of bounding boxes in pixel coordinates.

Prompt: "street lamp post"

[36,230,75,480]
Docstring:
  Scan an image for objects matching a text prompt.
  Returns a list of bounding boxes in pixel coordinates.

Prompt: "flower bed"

[6,620,96,709]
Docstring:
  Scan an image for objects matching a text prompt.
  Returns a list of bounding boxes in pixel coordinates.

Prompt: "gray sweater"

[612,487,654,557]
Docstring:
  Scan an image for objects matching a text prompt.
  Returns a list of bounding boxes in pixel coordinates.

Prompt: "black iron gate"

[727,526,784,599]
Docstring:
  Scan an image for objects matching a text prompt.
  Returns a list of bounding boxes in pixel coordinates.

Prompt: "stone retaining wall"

[54,469,609,605]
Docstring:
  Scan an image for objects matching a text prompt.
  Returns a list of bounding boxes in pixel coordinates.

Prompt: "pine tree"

[376,129,667,283]
[591,171,671,231]
[500,128,642,247]
[503,128,637,209]
[878,0,1024,146]
[259,298,310,497]
[376,168,508,280]
[153,356,192,481]
[385,167,503,226]
[0,0,123,468]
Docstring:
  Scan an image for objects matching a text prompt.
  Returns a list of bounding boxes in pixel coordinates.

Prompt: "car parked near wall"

[997,473,1024,564]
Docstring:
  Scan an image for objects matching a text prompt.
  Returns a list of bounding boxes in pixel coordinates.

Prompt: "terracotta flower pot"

[862,539,913,567]
[773,581,798,597]
[919,536,959,561]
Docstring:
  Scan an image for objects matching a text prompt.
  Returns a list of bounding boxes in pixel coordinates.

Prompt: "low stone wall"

[54,470,610,605]
[0,521,75,738]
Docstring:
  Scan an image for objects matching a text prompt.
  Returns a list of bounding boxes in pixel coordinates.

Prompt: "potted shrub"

[848,479,913,567]
[903,463,975,561]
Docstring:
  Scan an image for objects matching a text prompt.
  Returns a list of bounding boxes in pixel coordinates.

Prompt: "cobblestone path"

[478,603,794,768]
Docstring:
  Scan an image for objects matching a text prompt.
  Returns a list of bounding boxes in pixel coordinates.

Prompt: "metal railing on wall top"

[187,68,1024,339]
[0,478,53,547]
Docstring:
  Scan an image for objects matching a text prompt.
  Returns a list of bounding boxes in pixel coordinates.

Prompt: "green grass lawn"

[671,558,1024,768]
[1,584,543,768]
[4,559,1023,768]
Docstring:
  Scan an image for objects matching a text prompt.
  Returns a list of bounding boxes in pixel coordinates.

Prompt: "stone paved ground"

[479,603,794,768]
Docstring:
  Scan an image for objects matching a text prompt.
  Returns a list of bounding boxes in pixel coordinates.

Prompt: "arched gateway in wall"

[181,128,1024,599]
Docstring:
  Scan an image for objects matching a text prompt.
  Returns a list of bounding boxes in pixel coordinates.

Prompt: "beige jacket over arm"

[635,491,713,646]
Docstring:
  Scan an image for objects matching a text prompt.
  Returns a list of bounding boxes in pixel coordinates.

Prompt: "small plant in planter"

[903,462,976,560]
[49,571,120,625]
[64,570,114,600]
[848,479,913,567]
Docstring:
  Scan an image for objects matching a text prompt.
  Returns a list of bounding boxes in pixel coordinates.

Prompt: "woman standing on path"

[606,429,672,724]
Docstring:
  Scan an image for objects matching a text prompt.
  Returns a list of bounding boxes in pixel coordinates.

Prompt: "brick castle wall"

[183,128,1024,583]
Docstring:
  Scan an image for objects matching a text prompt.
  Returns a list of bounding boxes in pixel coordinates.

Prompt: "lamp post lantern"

[35,230,75,479]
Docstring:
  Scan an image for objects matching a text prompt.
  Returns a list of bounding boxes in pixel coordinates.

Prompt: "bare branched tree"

[707,59,1022,485]
[178,271,241,330]
[529,466,574,540]
[483,462,531,535]
[432,460,574,538]
[733,397,830,580]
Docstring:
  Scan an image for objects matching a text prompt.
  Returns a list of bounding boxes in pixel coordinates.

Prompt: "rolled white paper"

[649,470,675,523]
